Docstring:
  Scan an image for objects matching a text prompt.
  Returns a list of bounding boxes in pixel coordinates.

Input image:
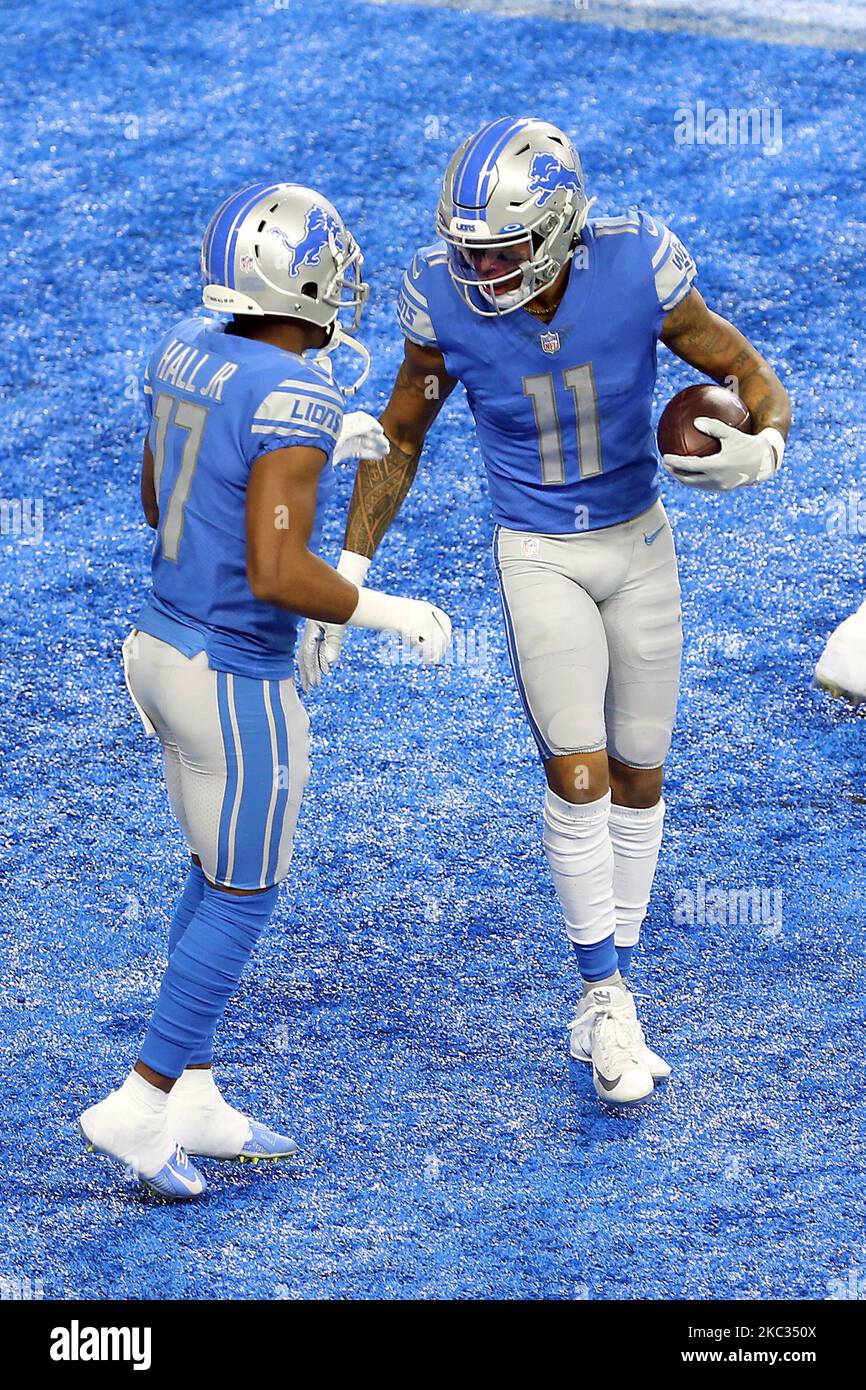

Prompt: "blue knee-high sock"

[167,861,206,956]
[140,881,279,1079]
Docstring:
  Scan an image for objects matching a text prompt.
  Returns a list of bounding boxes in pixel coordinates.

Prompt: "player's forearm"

[727,351,791,438]
[250,546,359,624]
[342,430,423,560]
[662,293,791,441]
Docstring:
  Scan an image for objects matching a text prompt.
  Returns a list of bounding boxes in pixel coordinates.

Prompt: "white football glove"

[350,589,452,665]
[298,550,370,693]
[662,419,785,492]
[297,549,453,690]
[332,411,389,467]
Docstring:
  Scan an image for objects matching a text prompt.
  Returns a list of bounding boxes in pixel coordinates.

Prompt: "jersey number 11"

[523,365,602,485]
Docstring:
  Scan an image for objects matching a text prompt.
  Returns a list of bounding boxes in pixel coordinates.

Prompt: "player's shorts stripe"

[230,676,284,888]
[264,680,290,886]
[259,682,282,888]
[215,672,242,883]
[493,527,553,760]
[272,679,303,878]
[224,675,247,883]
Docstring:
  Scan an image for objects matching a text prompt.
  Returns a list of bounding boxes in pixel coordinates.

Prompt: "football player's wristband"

[336,549,372,587]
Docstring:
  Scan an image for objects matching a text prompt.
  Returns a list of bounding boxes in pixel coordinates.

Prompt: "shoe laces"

[170,1143,191,1170]
[579,996,644,1071]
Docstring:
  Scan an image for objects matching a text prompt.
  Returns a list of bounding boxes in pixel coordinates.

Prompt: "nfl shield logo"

[540,330,560,355]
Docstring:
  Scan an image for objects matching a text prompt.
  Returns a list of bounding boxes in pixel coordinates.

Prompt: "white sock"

[171,1068,219,1098]
[167,1068,250,1157]
[121,1069,169,1116]
[80,1072,173,1179]
[543,788,616,944]
[608,798,666,950]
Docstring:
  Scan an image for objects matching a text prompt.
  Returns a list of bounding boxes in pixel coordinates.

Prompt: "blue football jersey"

[136,314,343,678]
[397,210,697,534]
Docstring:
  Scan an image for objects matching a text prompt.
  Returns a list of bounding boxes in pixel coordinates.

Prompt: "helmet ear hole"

[301,281,318,300]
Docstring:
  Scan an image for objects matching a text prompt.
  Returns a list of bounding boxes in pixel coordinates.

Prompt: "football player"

[299,119,791,1109]
[80,183,452,1198]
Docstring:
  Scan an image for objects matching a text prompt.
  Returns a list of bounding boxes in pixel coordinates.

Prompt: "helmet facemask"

[309,227,371,395]
[439,200,592,318]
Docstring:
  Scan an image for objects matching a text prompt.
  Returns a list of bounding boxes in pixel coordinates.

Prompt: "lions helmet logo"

[267,206,343,278]
[527,152,581,208]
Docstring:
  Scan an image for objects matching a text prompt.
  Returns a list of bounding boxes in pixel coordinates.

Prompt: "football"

[657,382,751,458]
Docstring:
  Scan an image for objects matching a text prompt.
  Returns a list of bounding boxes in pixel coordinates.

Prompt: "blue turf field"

[1,0,864,1300]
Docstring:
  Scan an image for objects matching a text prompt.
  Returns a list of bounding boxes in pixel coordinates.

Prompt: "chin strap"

[311,322,371,397]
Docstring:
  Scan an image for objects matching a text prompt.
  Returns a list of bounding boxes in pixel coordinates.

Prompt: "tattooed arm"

[660,287,791,437]
[343,338,457,559]
[296,339,457,691]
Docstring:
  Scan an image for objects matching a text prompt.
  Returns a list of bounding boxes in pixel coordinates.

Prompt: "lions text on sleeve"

[136,314,343,678]
[396,210,697,534]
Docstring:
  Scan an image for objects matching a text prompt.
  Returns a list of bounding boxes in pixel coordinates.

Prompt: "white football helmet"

[200,182,371,393]
[436,117,595,316]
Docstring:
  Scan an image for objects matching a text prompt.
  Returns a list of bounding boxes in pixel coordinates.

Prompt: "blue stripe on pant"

[265,681,289,886]
[214,672,292,891]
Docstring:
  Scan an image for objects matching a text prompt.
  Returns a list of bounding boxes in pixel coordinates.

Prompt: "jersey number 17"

[151,392,209,562]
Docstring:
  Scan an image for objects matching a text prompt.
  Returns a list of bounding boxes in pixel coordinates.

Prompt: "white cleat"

[79,1087,206,1199]
[816,601,866,703]
[568,984,659,1107]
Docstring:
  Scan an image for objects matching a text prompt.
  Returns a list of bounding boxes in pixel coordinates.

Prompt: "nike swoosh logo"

[643,525,665,545]
[165,1162,201,1193]
[594,1068,623,1093]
